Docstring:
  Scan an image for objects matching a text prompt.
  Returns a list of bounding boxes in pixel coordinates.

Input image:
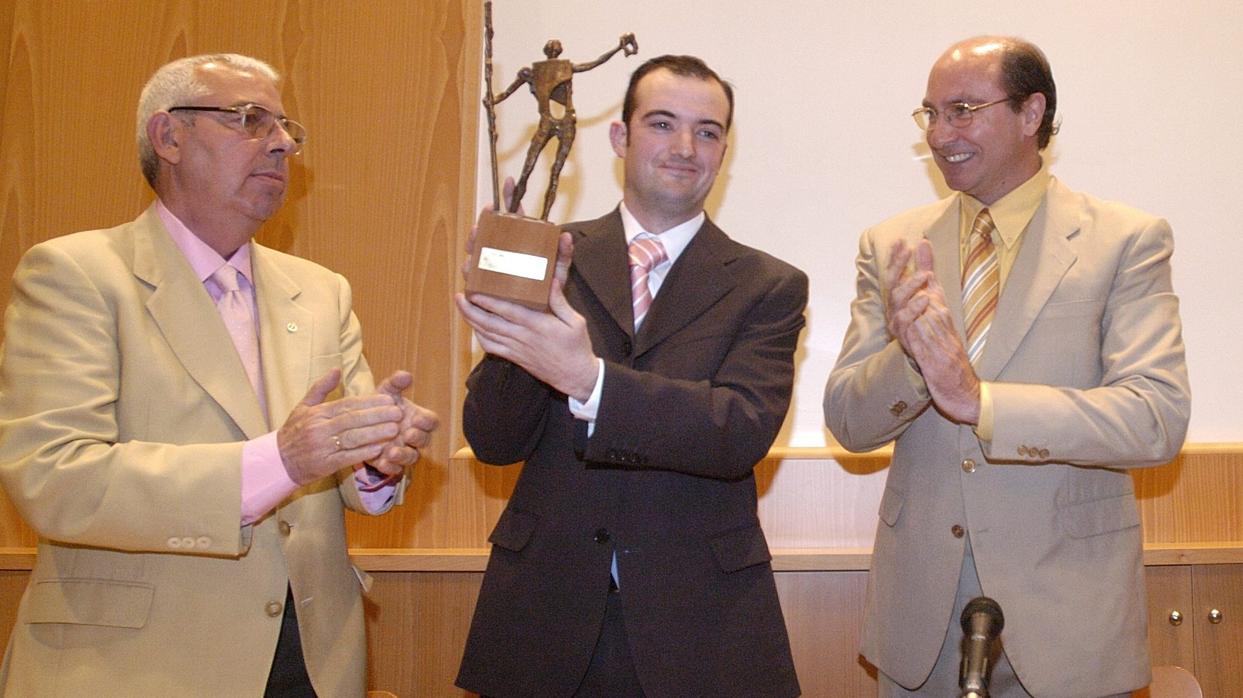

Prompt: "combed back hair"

[136,54,279,185]
[998,38,1059,149]
[621,54,735,131]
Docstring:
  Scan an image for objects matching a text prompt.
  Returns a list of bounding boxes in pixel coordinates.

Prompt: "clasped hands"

[453,197,599,403]
[884,238,981,425]
[277,368,439,486]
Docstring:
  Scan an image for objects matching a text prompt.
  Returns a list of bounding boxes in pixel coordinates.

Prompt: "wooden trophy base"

[465,208,561,312]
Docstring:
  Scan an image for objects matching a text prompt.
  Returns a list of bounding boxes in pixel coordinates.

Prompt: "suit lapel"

[252,245,313,428]
[635,219,736,356]
[925,198,966,344]
[133,207,269,438]
[976,179,1079,379]
[570,211,636,339]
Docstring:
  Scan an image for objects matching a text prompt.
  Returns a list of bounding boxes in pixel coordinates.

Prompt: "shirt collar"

[959,161,1051,250]
[155,199,254,284]
[618,201,703,267]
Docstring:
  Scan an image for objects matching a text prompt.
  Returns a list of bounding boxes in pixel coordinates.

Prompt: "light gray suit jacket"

[825,177,1190,697]
[0,205,401,696]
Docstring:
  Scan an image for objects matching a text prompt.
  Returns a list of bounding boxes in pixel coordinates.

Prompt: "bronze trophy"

[466,1,637,311]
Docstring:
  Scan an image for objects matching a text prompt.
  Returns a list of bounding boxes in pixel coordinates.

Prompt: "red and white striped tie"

[628,236,667,330]
[961,208,999,366]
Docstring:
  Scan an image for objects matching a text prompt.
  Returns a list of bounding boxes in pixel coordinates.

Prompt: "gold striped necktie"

[962,208,999,366]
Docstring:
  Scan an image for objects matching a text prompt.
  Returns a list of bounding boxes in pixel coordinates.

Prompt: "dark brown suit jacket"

[456,210,806,698]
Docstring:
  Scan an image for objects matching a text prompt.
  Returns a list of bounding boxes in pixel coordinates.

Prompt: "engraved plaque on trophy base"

[465,208,561,312]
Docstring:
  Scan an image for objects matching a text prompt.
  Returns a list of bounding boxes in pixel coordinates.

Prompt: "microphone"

[959,596,1004,698]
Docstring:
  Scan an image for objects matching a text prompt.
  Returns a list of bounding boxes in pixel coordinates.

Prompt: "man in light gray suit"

[824,36,1190,697]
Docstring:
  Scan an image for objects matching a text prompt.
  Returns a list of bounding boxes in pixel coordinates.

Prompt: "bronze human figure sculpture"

[488,33,638,220]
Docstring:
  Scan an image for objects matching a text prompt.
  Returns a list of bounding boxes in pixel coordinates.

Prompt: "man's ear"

[1020,93,1046,138]
[609,121,628,158]
[147,112,182,165]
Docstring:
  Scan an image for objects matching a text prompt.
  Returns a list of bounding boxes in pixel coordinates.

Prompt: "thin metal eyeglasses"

[168,103,307,154]
[911,97,1016,131]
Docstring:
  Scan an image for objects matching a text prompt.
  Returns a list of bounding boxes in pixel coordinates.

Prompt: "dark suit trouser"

[482,582,645,698]
[264,585,317,698]
[574,580,645,698]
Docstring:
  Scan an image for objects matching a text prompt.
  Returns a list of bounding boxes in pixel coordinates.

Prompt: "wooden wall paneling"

[776,571,877,698]
[1143,565,1196,673]
[1134,446,1243,545]
[433,452,523,550]
[757,456,888,549]
[291,0,483,548]
[0,571,28,655]
[364,571,480,698]
[0,0,165,548]
[1190,564,1243,696]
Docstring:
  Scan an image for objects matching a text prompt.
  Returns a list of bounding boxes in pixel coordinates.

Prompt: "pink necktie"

[962,208,999,366]
[212,264,264,407]
[628,236,668,330]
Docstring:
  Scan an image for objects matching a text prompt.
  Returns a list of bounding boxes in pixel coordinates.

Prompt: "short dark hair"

[621,54,734,131]
[998,39,1058,149]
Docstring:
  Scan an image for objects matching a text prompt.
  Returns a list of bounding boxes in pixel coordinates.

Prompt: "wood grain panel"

[1135,449,1243,545]
[777,570,877,697]
[1143,565,1195,673]
[1191,564,1243,697]
[0,571,28,659]
[364,571,480,697]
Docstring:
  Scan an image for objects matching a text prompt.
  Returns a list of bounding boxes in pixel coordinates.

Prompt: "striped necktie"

[628,236,667,330]
[962,208,999,366]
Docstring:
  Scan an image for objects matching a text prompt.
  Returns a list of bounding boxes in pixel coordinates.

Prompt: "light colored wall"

[480,0,1243,444]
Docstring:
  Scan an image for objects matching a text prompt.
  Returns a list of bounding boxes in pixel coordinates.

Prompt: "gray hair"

[136,54,279,185]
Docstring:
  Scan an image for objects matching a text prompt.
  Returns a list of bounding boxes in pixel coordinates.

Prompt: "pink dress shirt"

[155,201,395,525]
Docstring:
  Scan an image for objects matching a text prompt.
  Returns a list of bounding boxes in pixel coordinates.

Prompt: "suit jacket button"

[622,340,633,355]
[1017,446,1030,457]
[594,528,611,544]
[889,401,908,416]
[265,601,283,617]
[951,524,965,539]
[1038,448,1050,459]
[961,459,976,473]
[279,520,292,536]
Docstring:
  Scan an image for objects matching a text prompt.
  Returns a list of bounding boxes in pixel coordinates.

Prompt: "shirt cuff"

[974,381,995,441]
[353,464,400,514]
[567,359,604,437]
[240,431,298,526]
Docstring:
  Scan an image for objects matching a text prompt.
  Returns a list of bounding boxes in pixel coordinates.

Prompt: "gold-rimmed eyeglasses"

[911,97,1016,131]
[169,103,307,154]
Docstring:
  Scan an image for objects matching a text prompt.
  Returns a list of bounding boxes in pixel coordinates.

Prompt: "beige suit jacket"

[0,206,402,696]
[825,178,1190,697]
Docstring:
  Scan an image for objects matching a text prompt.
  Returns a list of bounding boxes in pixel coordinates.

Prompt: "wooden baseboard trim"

[6,544,1240,573]
[357,544,1243,572]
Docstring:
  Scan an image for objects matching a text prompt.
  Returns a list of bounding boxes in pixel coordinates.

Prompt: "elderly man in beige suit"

[825,37,1190,697]
[0,54,438,696]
